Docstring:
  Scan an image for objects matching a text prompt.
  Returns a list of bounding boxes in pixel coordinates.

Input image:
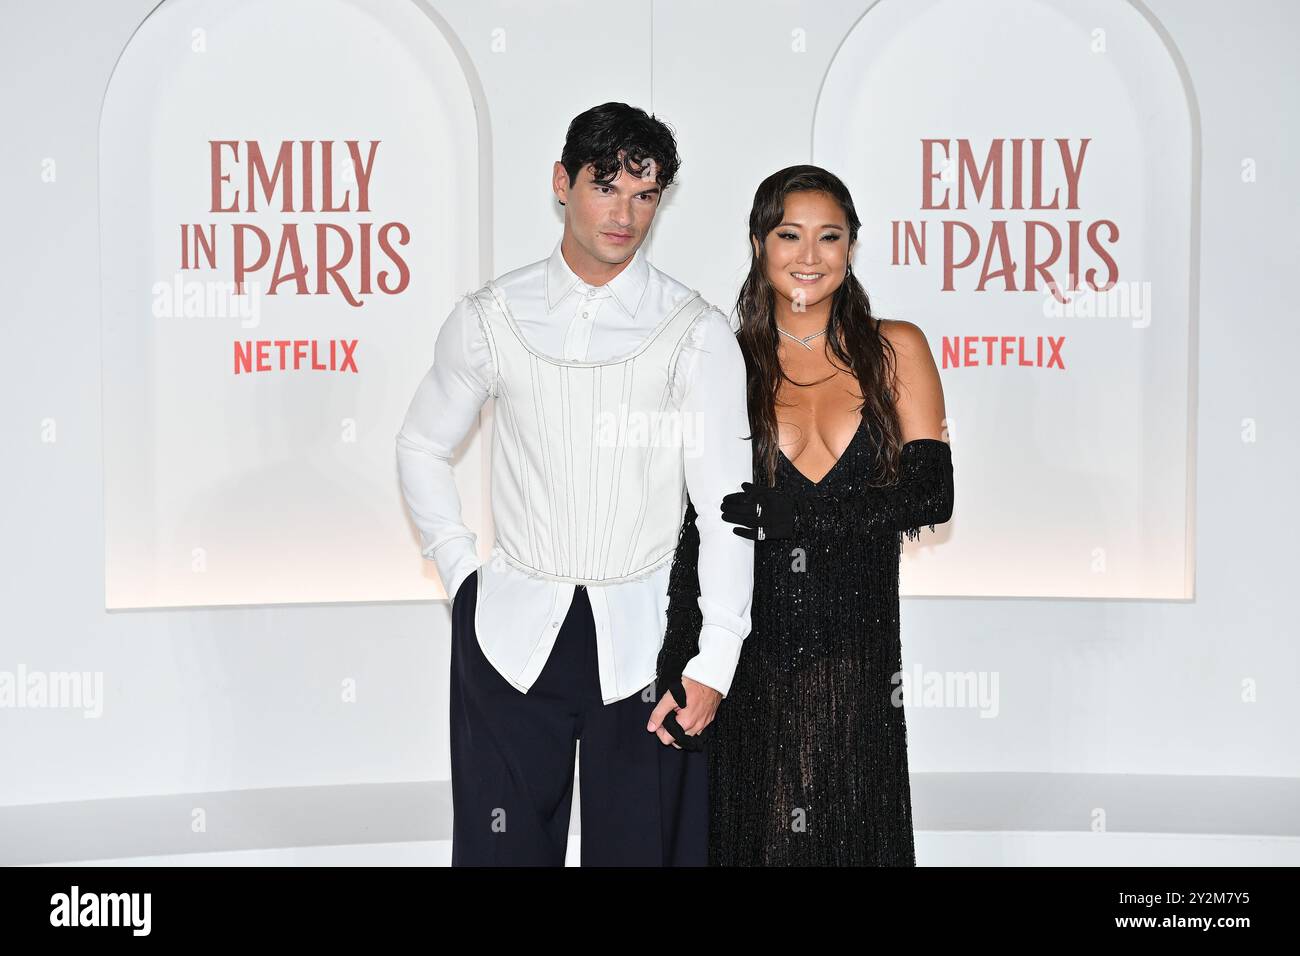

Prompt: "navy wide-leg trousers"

[448,569,708,866]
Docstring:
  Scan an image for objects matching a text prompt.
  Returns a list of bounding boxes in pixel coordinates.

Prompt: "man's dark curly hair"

[559,102,681,193]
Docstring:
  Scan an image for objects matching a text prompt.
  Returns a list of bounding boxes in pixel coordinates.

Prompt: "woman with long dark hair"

[654,165,954,866]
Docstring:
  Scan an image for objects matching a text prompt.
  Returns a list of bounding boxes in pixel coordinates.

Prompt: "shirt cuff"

[430,536,480,602]
[680,623,746,699]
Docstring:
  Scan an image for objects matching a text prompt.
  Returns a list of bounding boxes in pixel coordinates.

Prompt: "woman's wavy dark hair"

[737,165,903,487]
[559,102,681,192]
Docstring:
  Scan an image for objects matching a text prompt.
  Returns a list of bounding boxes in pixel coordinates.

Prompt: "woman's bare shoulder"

[877,317,929,352]
[876,318,945,434]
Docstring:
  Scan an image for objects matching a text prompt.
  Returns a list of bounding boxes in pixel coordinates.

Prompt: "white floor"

[36,832,1300,867]
[10,773,1300,867]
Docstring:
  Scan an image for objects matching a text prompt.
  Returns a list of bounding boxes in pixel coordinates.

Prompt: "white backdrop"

[814,0,1193,598]
[101,0,485,608]
[99,0,1193,609]
[2,0,1297,856]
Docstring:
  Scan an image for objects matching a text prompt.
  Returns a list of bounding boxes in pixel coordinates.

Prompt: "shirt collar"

[544,236,650,318]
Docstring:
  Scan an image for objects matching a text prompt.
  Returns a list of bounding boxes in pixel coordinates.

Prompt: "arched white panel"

[101,0,486,607]
[814,0,1196,599]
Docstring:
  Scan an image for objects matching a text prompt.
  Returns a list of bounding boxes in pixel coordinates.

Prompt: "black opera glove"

[719,438,954,542]
[720,482,796,540]
[660,677,705,752]
[656,498,708,752]
[793,438,955,541]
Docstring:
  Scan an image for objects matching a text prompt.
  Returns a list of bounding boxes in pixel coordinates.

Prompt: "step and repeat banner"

[101,0,1194,607]
[814,0,1193,598]
[101,0,484,608]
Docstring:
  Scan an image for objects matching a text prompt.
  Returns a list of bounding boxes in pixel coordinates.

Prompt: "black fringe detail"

[656,496,703,691]
[657,436,954,866]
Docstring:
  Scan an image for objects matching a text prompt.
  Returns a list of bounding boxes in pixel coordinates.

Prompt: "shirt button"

[551,621,560,629]
[581,311,589,319]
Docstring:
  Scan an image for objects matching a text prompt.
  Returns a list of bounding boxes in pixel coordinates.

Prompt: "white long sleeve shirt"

[395,237,753,703]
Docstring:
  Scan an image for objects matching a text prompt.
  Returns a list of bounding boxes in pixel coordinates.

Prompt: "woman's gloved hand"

[660,678,705,751]
[720,481,795,541]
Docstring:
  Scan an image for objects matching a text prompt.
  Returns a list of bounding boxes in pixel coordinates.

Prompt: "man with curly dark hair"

[396,102,754,865]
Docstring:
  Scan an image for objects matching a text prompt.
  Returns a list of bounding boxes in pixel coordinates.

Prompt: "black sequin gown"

[657,416,954,866]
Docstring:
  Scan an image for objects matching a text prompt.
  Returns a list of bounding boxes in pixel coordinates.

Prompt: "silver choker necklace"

[777,325,827,350]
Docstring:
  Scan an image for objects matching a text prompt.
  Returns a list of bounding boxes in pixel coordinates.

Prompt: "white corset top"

[467,281,710,584]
